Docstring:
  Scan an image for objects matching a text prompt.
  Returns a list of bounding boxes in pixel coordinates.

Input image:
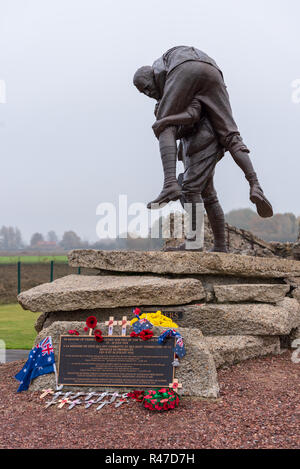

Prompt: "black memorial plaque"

[58,336,175,387]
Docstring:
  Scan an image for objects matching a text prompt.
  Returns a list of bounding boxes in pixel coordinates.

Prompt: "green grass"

[0,255,68,264]
[0,303,38,349]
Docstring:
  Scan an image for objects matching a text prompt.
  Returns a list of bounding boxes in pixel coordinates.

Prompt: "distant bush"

[225,209,299,242]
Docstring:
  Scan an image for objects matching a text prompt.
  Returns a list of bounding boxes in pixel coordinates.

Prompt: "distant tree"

[60,231,82,249]
[47,230,58,243]
[30,232,44,247]
[0,226,24,250]
[225,209,299,242]
[225,208,257,231]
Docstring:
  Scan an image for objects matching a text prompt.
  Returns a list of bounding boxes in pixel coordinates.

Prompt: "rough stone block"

[214,284,289,303]
[18,274,205,313]
[180,298,300,335]
[205,335,280,368]
[68,249,300,278]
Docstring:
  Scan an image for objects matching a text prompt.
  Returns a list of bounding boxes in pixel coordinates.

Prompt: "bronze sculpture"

[133,46,273,252]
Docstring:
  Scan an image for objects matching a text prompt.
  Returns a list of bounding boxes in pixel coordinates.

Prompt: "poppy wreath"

[68,329,79,336]
[127,390,145,402]
[94,329,104,342]
[143,388,180,411]
[130,329,153,341]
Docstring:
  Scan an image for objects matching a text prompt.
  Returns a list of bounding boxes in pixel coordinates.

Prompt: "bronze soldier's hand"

[152,118,169,138]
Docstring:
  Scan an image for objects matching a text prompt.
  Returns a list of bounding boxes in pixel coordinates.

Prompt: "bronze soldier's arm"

[152,98,202,138]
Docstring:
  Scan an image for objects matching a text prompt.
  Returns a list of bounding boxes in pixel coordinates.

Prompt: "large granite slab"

[214,284,290,304]
[205,335,280,368]
[33,297,300,335]
[180,298,300,336]
[18,274,205,313]
[68,250,300,278]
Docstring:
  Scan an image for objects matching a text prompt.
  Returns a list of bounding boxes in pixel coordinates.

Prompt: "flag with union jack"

[15,336,55,392]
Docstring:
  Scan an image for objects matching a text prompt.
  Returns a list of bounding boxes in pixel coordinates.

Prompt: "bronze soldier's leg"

[230,150,273,218]
[202,176,227,253]
[147,126,182,209]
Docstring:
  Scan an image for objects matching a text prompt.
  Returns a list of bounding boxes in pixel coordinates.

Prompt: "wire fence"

[15,260,81,294]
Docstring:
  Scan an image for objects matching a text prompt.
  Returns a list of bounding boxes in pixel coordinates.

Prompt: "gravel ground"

[0,351,299,449]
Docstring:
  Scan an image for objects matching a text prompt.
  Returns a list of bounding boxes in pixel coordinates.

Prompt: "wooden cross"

[45,399,58,409]
[40,388,54,399]
[118,316,131,336]
[85,399,96,409]
[105,316,118,335]
[96,399,109,411]
[169,378,182,393]
[72,392,85,400]
[115,399,127,408]
[109,392,119,403]
[68,399,82,410]
[95,392,108,403]
[58,398,71,409]
[85,392,96,401]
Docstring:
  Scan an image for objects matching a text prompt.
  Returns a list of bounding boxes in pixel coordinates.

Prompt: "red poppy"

[86,316,97,329]
[68,329,79,335]
[133,307,141,316]
[95,335,103,342]
[94,329,103,337]
[130,331,138,338]
[127,390,144,402]
[163,402,169,410]
[84,326,89,332]
[139,329,153,341]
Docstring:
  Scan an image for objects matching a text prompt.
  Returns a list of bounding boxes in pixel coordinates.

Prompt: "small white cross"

[118,316,131,336]
[105,316,118,335]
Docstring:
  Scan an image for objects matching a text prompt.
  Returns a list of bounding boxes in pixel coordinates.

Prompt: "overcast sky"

[0,0,299,242]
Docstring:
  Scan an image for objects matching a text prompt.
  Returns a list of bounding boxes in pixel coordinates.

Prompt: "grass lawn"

[0,255,68,264]
[0,304,38,349]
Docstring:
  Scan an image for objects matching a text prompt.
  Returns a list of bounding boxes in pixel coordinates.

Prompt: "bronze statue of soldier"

[133,45,273,252]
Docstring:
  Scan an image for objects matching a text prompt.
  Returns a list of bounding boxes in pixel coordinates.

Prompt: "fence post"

[50,260,54,282]
[17,261,21,294]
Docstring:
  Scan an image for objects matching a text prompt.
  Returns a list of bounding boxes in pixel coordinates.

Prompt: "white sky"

[0,0,299,242]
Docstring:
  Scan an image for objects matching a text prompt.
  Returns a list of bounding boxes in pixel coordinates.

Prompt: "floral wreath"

[127,388,180,411]
[143,388,180,411]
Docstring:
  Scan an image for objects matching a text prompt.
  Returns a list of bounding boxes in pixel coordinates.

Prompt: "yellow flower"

[130,311,178,328]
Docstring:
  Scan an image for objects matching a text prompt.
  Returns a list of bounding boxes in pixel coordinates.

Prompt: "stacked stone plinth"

[18,250,300,396]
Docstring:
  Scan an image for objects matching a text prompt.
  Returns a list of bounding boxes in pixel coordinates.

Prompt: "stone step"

[33,297,300,336]
[180,298,300,336]
[205,335,280,368]
[68,249,300,278]
[18,274,206,313]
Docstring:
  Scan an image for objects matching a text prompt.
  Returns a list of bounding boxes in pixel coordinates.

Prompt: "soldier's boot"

[147,146,181,209]
[230,149,273,219]
[246,172,273,218]
[204,195,227,253]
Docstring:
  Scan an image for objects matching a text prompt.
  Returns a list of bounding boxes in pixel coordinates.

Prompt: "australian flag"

[15,336,55,392]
